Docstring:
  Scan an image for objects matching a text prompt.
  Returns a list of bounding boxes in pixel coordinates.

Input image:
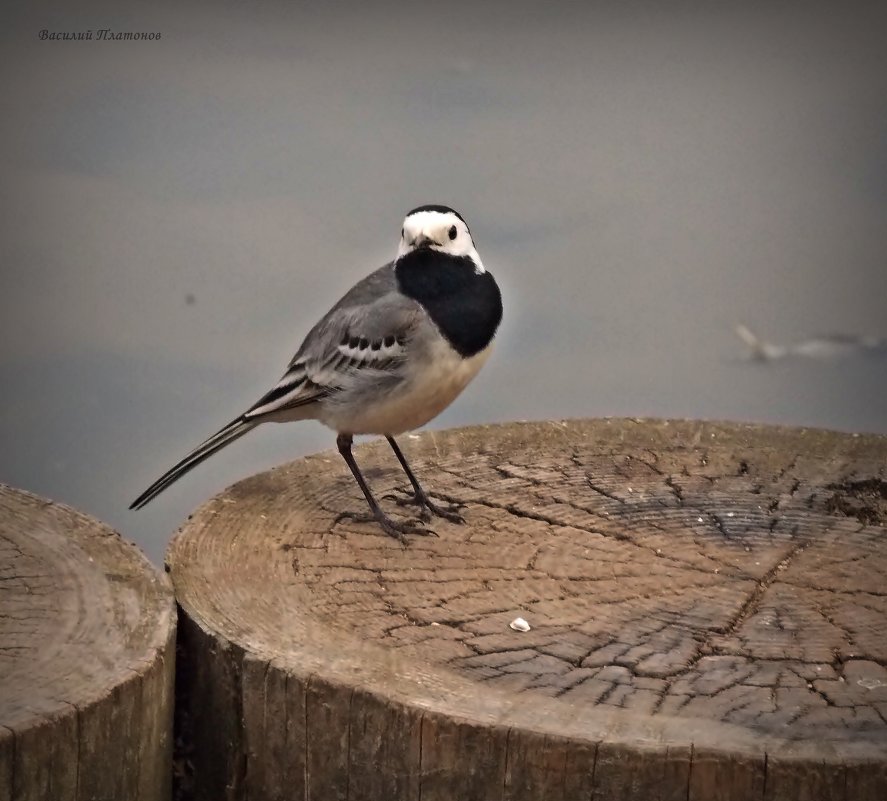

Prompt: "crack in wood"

[715,540,809,639]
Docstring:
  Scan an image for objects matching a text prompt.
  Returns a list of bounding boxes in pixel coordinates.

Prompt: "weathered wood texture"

[166,419,887,801]
[0,485,176,801]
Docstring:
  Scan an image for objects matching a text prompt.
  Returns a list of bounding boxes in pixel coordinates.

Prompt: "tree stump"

[0,485,175,801]
[167,419,887,801]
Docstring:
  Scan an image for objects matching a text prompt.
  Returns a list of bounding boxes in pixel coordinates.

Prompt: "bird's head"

[397,205,485,272]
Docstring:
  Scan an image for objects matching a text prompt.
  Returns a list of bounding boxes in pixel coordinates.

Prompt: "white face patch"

[397,209,485,273]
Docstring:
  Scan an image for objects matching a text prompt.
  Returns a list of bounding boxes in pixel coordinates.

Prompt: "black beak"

[413,236,438,249]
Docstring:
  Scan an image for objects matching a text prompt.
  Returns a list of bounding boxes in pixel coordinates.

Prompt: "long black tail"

[129,417,258,509]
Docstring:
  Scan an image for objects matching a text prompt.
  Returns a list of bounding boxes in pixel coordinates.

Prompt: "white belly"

[320,340,492,435]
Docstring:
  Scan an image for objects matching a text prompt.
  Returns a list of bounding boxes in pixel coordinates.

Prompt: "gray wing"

[244,263,423,420]
[129,265,415,509]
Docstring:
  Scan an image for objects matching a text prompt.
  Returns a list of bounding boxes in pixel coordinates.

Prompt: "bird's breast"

[321,338,492,436]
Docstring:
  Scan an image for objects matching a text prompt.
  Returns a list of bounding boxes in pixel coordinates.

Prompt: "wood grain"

[167,419,887,800]
[0,485,175,801]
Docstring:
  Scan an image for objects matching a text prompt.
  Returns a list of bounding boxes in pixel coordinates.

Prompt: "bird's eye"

[401,228,405,239]
[448,225,457,240]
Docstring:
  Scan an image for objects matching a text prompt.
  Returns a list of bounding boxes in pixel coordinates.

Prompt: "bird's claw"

[333,510,437,543]
[383,489,466,524]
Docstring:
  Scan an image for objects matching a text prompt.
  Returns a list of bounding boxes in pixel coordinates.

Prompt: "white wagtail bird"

[130,205,503,540]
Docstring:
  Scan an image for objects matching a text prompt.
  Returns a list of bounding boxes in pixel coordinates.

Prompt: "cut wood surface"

[167,419,887,801]
[0,485,175,801]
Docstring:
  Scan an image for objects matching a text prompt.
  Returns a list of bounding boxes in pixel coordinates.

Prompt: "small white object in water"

[509,617,531,632]
[736,324,887,361]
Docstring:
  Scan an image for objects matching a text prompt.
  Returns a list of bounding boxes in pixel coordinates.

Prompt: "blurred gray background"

[2,1,885,562]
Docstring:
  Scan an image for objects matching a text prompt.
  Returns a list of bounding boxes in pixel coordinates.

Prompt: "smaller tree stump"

[167,419,887,801]
[0,485,176,801]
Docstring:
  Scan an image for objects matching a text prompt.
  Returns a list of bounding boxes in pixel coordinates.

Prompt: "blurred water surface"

[2,2,885,561]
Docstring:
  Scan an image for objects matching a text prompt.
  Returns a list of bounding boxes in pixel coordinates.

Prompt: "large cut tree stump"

[0,485,175,801]
[167,419,887,801]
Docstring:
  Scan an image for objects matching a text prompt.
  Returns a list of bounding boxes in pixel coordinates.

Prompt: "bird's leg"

[384,436,465,523]
[334,434,435,542]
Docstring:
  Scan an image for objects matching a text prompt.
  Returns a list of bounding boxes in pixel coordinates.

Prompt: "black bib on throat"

[395,250,503,358]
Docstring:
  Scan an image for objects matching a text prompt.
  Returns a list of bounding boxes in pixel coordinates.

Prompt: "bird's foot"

[333,509,437,543]
[384,489,466,524]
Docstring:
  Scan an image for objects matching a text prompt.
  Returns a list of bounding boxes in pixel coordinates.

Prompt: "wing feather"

[244,265,422,420]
